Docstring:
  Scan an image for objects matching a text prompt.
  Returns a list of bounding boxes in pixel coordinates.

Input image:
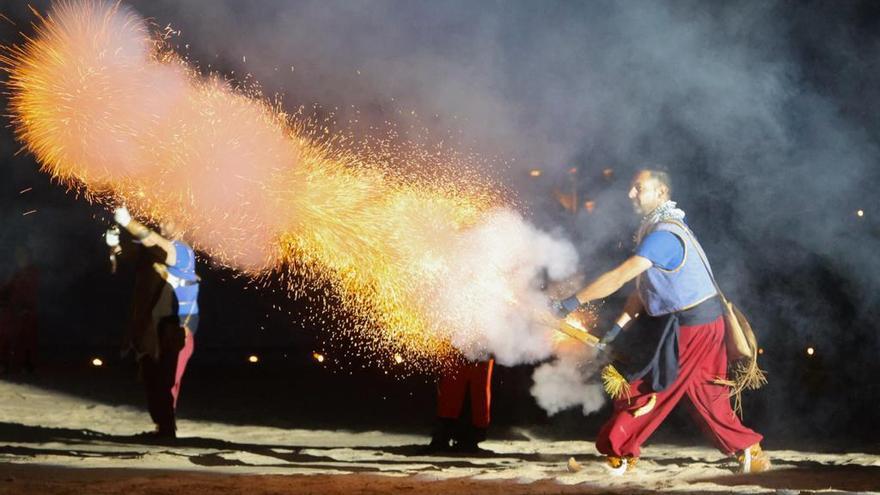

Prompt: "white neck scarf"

[636,200,686,244]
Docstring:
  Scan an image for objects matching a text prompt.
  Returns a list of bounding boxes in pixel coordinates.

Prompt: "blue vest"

[636,221,717,316]
[165,241,199,318]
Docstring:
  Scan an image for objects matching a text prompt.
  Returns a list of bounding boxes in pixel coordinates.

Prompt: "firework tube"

[533,315,602,348]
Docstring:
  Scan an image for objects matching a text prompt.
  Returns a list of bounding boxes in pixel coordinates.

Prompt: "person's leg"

[150,322,185,436]
[469,359,494,430]
[452,360,494,452]
[20,313,37,373]
[170,331,194,409]
[596,317,730,459]
[139,355,163,428]
[430,362,469,449]
[595,375,688,459]
[683,318,763,454]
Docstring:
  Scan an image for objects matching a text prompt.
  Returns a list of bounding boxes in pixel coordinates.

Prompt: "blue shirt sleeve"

[636,231,685,271]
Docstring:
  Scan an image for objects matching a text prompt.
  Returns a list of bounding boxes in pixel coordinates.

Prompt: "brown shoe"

[737,444,771,473]
[605,455,638,476]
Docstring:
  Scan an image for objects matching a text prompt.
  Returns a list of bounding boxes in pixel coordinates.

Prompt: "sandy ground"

[0,380,877,494]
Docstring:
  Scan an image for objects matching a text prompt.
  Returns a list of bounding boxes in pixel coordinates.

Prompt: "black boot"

[452,425,490,454]
[419,418,455,454]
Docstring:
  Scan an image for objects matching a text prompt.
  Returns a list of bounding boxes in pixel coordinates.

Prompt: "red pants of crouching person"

[437,359,494,428]
[596,316,762,458]
[140,323,195,434]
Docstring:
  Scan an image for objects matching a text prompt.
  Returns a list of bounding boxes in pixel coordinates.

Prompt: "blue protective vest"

[163,241,199,319]
[635,221,717,316]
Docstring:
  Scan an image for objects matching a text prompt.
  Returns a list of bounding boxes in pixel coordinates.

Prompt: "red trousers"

[141,325,194,433]
[596,316,762,458]
[437,359,494,428]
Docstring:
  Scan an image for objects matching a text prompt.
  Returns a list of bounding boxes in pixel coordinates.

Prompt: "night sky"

[0,0,879,446]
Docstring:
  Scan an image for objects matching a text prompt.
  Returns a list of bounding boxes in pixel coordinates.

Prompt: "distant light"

[602,168,614,179]
[584,200,596,213]
[313,352,325,363]
[248,355,259,364]
[529,169,542,177]
[758,348,764,355]
[806,347,815,356]
[91,358,103,367]
[568,167,578,174]
[857,209,864,218]
[393,353,404,364]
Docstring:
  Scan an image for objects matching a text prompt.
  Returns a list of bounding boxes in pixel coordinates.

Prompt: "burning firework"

[3,1,578,371]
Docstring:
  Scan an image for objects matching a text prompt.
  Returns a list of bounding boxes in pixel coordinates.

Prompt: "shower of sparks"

[3,1,575,373]
[551,305,600,345]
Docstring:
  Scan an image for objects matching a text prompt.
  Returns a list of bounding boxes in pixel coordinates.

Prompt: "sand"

[0,379,877,494]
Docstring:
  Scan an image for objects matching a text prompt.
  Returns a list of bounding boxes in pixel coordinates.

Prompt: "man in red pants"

[554,169,769,475]
[109,207,200,440]
[426,357,494,453]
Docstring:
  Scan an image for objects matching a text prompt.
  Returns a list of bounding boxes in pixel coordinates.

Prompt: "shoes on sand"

[738,443,771,474]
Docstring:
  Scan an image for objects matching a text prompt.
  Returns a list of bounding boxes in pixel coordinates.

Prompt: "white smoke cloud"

[530,342,606,416]
[420,209,578,366]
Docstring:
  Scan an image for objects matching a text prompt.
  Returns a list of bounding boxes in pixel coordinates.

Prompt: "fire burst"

[3,1,576,371]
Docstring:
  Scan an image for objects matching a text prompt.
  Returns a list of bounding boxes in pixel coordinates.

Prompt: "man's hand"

[104,226,121,247]
[550,295,581,318]
[599,323,623,347]
[113,206,132,227]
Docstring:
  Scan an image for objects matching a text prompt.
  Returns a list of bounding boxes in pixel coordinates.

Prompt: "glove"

[551,295,581,318]
[104,226,120,247]
[113,206,132,227]
[599,323,623,347]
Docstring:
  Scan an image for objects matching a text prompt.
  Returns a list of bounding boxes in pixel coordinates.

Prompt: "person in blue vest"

[111,206,199,440]
[553,169,769,475]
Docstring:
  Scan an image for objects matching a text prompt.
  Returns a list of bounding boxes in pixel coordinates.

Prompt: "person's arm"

[615,291,643,328]
[574,255,652,304]
[552,255,651,318]
[599,291,644,347]
[114,207,176,266]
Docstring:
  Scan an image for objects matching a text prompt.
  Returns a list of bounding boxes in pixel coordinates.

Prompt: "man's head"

[628,169,672,215]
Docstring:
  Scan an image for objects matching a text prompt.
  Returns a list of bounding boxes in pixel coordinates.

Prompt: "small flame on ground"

[313,352,325,363]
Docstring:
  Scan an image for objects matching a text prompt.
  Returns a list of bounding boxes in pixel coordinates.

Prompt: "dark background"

[0,0,878,451]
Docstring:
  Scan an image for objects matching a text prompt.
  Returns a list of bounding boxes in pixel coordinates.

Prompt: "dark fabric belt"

[678,296,724,326]
[174,278,199,287]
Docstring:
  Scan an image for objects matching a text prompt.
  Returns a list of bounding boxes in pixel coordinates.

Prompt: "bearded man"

[555,169,769,475]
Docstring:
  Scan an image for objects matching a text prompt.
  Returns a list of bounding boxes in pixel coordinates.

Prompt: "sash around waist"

[677,296,723,326]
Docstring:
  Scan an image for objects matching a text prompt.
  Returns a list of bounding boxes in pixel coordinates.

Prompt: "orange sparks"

[3,1,573,374]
